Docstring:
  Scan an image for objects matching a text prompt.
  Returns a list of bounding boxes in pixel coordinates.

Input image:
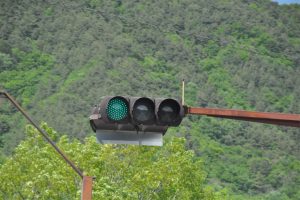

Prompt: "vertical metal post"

[82,176,93,200]
[181,79,185,105]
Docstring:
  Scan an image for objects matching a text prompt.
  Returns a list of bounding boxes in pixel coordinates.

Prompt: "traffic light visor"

[158,99,181,125]
[107,97,129,121]
[132,97,155,124]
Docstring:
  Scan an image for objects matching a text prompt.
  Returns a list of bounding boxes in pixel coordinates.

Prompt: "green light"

[107,98,128,121]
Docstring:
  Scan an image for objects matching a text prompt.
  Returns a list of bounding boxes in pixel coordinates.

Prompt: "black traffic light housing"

[89,96,185,146]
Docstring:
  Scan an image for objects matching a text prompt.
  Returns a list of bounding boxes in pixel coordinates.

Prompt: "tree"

[0,123,226,199]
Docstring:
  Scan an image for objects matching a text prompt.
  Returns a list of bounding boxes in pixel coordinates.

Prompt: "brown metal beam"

[0,91,93,200]
[186,107,300,127]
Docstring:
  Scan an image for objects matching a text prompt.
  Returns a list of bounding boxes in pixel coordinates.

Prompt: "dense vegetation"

[0,0,299,199]
[0,124,227,199]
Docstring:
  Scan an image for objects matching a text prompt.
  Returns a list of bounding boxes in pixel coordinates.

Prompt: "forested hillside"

[0,0,300,199]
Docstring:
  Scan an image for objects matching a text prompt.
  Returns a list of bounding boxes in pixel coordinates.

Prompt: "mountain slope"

[0,0,300,199]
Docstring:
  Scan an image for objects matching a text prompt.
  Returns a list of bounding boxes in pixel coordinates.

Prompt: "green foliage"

[0,0,300,199]
[207,68,250,109]
[0,124,226,199]
[0,45,54,105]
[0,53,13,70]
[185,82,198,106]
[166,33,182,44]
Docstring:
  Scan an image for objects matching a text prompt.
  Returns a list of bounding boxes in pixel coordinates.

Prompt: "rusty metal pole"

[82,176,93,200]
[0,91,93,200]
[186,106,300,127]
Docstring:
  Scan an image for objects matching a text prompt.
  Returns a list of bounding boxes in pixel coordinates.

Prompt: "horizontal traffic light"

[89,96,185,146]
[95,96,184,126]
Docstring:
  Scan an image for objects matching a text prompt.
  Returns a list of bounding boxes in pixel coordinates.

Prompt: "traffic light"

[89,96,185,146]
[130,97,155,125]
[155,98,184,126]
[99,96,130,123]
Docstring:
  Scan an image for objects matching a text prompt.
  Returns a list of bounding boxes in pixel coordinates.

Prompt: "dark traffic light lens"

[132,98,155,124]
[158,99,180,125]
[107,97,129,121]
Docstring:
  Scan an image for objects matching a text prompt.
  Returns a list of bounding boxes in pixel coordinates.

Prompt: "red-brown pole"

[186,106,300,127]
[0,91,93,200]
[82,176,93,200]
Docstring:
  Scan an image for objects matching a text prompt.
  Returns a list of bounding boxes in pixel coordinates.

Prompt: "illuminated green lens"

[107,98,128,121]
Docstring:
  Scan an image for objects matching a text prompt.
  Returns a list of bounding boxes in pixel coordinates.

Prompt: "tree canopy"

[0,0,299,199]
[0,123,227,199]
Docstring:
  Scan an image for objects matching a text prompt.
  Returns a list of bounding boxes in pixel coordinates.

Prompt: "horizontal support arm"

[185,107,300,127]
